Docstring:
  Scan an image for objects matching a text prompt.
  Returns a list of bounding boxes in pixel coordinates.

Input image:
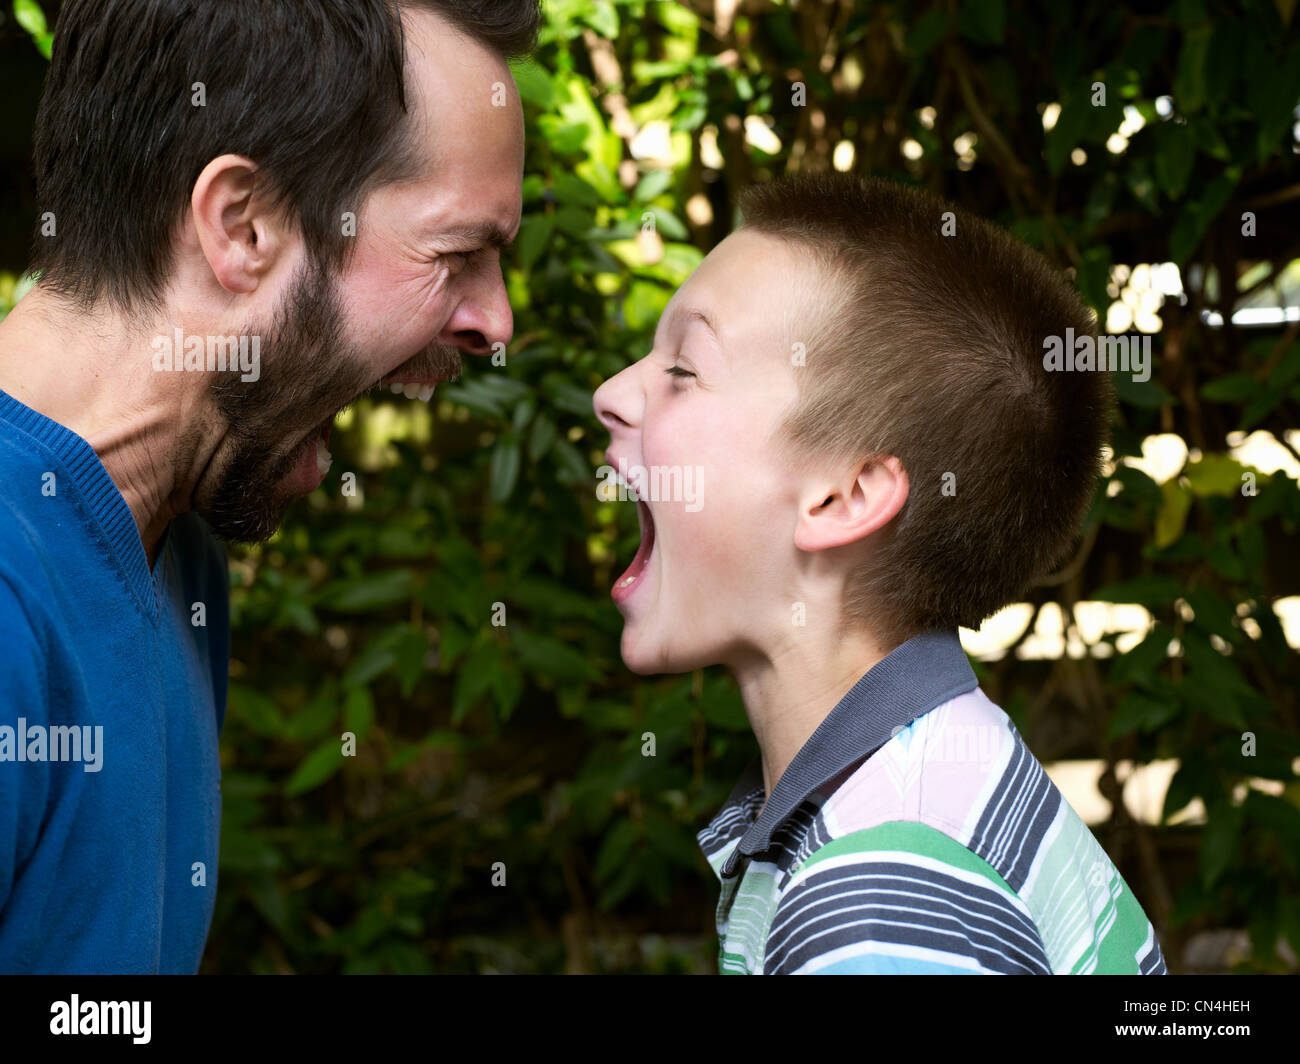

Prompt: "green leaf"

[594,818,641,884]
[1112,370,1175,409]
[1168,171,1237,264]
[633,169,673,203]
[552,172,602,208]
[285,739,345,797]
[1045,95,1090,175]
[624,280,670,331]
[515,213,555,271]
[1266,343,1300,391]
[958,0,1005,45]
[1238,522,1266,575]
[1199,800,1240,887]
[1174,25,1213,114]
[1162,754,1212,822]
[1240,389,1286,430]
[392,627,430,697]
[1154,479,1193,548]
[489,437,521,502]
[1113,465,1164,510]
[13,0,47,38]
[509,58,555,109]
[1200,373,1260,402]
[1107,691,1180,738]
[317,569,415,613]
[1092,574,1183,607]
[452,640,504,723]
[228,684,285,738]
[905,9,950,54]
[344,626,403,688]
[344,687,374,740]
[1243,790,1300,846]
[1110,625,1174,684]
[512,628,600,683]
[1185,585,1241,643]
[527,414,558,463]
[1184,454,1249,497]
[583,0,619,39]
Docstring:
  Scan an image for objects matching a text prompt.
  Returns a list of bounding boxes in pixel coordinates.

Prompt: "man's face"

[593,230,818,675]
[197,8,524,542]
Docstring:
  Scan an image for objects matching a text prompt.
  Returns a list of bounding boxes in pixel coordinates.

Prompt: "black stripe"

[971,723,1061,892]
[765,862,1051,975]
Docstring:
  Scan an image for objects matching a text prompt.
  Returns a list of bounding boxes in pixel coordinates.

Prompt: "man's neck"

[0,286,203,565]
[731,620,896,803]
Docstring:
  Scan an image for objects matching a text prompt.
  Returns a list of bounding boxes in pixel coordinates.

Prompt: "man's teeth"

[388,382,437,402]
[315,437,333,478]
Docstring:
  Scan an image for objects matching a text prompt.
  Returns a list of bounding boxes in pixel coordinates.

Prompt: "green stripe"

[794,819,1020,898]
[1091,875,1157,974]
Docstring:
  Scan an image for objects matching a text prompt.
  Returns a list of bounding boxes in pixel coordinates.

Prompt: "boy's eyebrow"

[668,306,723,354]
[684,307,720,339]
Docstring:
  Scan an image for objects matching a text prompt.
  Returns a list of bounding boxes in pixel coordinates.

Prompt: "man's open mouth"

[286,361,463,493]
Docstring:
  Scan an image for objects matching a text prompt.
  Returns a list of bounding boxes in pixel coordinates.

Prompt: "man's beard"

[200,257,461,544]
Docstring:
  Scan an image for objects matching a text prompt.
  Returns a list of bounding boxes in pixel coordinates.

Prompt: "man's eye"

[665,365,695,379]
[445,249,479,270]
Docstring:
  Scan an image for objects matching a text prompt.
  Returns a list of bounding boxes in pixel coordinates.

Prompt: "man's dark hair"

[740,172,1113,642]
[28,0,540,316]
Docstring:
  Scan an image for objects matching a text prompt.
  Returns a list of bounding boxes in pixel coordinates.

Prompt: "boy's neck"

[732,623,898,803]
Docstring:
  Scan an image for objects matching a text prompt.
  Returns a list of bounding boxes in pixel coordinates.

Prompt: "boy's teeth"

[315,437,333,477]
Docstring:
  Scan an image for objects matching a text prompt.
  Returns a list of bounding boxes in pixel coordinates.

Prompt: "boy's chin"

[619,627,715,676]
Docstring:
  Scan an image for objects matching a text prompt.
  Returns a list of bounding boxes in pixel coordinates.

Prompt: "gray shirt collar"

[719,628,977,878]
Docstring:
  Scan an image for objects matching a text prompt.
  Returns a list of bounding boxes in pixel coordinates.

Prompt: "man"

[0,0,538,972]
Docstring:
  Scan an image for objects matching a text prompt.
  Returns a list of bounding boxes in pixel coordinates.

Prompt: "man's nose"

[441,265,514,357]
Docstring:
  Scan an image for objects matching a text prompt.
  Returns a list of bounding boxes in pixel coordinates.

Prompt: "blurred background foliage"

[1,0,1298,973]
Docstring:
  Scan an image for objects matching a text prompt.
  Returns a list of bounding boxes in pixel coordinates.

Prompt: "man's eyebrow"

[438,220,518,250]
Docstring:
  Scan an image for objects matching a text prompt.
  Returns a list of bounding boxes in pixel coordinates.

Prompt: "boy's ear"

[793,454,909,553]
[189,154,287,295]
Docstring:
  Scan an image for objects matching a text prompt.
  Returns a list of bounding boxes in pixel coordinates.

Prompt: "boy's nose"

[593,365,641,434]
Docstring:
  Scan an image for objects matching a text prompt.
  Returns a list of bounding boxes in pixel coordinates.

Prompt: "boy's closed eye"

[664,365,696,380]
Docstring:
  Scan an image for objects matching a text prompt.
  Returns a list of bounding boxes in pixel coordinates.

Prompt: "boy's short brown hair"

[740,172,1112,642]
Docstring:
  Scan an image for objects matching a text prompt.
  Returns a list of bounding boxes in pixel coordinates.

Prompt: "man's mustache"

[383,343,463,386]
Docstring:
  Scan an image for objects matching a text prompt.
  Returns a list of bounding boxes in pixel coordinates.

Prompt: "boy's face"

[594,229,817,674]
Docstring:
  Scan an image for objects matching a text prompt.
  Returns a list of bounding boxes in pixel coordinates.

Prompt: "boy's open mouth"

[612,499,655,602]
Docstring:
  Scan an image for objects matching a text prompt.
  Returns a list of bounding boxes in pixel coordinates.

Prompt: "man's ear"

[190,154,285,295]
[793,454,909,552]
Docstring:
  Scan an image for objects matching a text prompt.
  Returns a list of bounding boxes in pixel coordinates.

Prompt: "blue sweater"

[0,388,227,973]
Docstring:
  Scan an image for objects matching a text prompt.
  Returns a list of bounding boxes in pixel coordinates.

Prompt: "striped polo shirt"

[697,629,1168,974]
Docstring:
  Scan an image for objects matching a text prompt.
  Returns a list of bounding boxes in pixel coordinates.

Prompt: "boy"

[592,172,1167,975]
